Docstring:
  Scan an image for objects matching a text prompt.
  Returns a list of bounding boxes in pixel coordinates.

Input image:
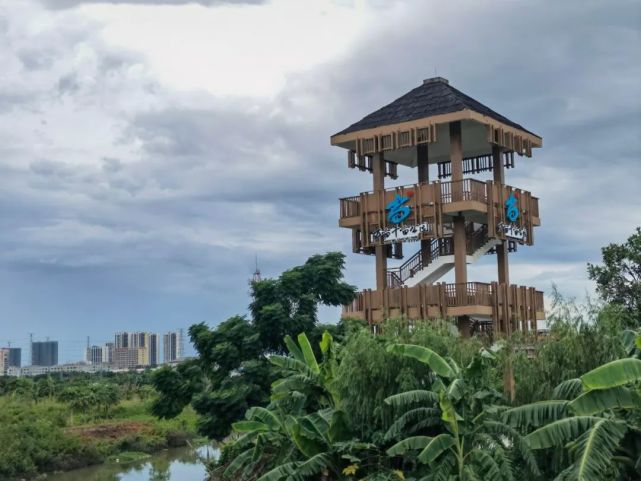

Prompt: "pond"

[45,445,218,481]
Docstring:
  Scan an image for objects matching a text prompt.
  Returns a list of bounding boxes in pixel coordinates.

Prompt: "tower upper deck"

[331,77,542,166]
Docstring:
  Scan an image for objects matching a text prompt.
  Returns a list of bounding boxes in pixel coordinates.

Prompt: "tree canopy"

[152,252,356,439]
[588,227,641,327]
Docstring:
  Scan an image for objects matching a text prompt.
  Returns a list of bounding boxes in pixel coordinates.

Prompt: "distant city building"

[86,345,103,364]
[113,347,146,370]
[112,332,159,366]
[8,348,21,368]
[163,331,183,363]
[0,347,20,371]
[31,341,58,366]
[115,332,129,348]
[0,349,8,375]
[102,342,114,364]
[149,333,160,366]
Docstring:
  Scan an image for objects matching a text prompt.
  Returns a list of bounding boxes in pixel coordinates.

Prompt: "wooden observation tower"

[332,77,545,336]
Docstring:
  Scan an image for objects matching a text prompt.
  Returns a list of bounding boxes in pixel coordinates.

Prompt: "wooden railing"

[340,195,361,218]
[342,282,545,334]
[339,180,540,250]
[444,282,493,307]
[440,179,487,203]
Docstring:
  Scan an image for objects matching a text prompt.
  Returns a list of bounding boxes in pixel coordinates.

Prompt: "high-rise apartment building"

[115,332,129,348]
[86,345,103,364]
[8,348,21,368]
[0,347,20,370]
[163,331,183,363]
[113,347,145,370]
[149,333,160,366]
[31,341,58,366]
[102,343,114,364]
[0,349,8,375]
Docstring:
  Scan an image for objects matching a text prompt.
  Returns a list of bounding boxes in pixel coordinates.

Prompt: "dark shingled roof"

[335,77,537,137]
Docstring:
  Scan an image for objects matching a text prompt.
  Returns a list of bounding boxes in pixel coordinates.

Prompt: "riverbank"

[0,396,200,480]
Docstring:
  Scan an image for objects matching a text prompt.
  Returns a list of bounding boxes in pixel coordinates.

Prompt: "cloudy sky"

[1,0,639,362]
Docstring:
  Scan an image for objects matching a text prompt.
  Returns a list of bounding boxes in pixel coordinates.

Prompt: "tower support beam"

[450,121,470,337]
[493,144,510,285]
[417,144,430,261]
[373,152,387,290]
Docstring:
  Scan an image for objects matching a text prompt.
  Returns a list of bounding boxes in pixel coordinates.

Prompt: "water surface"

[45,446,217,481]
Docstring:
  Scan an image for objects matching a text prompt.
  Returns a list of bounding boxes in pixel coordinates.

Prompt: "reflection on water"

[45,446,217,481]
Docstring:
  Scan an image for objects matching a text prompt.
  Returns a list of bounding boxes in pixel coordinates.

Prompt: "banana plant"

[223,332,394,481]
[504,357,641,480]
[384,343,539,481]
[269,331,340,409]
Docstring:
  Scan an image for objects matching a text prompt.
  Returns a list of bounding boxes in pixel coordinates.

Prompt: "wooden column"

[493,144,510,285]
[417,144,430,261]
[373,153,387,290]
[450,122,467,285]
[451,122,470,336]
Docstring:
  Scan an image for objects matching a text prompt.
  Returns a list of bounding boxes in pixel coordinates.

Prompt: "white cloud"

[79,0,379,97]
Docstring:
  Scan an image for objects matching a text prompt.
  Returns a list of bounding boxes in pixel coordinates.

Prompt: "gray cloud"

[38,0,265,9]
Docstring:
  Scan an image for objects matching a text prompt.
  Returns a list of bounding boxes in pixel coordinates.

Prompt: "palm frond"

[569,386,641,415]
[256,461,299,481]
[446,378,465,402]
[569,419,627,481]
[270,355,316,377]
[297,333,320,375]
[502,400,569,428]
[525,416,602,449]
[384,407,441,441]
[386,344,455,378]
[224,448,255,477]
[386,435,432,456]
[384,389,439,408]
[552,378,583,400]
[233,420,270,433]
[417,433,456,464]
[469,449,502,481]
[295,452,333,476]
[580,358,641,390]
[246,406,284,430]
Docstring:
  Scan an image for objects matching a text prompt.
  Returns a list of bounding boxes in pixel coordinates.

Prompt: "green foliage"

[152,252,356,440]
[512,337,641,480]
[510,289,627,404]
[385,341,537,481]
[250,252,356,353]
[588,227,641,327]
[0,372,198,480]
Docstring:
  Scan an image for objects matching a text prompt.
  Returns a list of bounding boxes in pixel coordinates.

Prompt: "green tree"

[152,252,355,440]
[588,227,641,327]
[250,252,356,353]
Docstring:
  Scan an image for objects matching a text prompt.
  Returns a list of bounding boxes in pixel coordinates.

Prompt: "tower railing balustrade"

[343,282,545,333]
[339,179,540,248]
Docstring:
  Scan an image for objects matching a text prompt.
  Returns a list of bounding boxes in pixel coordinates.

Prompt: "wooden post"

[493,144,510,285]
[373,152,387,290]
[417,144,430,261]
[451,122,469,336]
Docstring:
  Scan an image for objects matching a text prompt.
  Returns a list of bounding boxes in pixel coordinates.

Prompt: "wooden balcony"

[339,179,540,250]
[342,282,545,335]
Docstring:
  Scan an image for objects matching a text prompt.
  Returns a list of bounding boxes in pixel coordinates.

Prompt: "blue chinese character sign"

[386,192,413,224]
[505,192,519,222]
